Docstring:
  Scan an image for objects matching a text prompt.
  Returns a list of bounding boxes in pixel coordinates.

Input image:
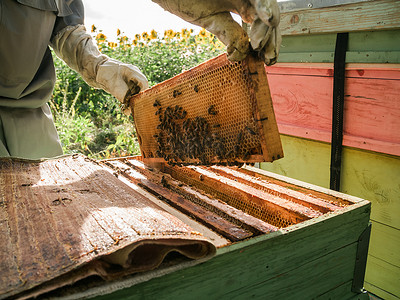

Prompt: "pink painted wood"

[265,63,400,157]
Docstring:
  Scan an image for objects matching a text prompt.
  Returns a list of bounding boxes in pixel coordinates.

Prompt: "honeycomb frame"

[129,53,283,165]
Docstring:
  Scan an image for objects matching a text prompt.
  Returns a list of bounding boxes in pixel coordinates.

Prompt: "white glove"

[152,0,281,65]
[50,25,149,114]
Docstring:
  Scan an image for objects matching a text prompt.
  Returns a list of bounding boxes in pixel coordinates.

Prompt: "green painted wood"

[261,135,331,189]
[260,135,400,299]
[261,135,400,230]
[229,243,358,299]
[315,281,369,300]
[92,202,369,299]
[340,147,400,230]
[364,282,400,300]
[278,30,400,63]
[369,221,400,267]
[364,256,400,299]
[280,0,400,36]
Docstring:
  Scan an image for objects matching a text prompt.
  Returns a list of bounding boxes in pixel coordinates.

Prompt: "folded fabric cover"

[0,155,216,299]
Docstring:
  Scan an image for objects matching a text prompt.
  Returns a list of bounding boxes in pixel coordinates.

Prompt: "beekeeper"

[0,0,149,159]
[152,0,281,66]
[0,0,280,160]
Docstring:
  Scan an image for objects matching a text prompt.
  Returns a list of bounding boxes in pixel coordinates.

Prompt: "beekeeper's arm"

[50,0,148,113]
[152,0,281,66]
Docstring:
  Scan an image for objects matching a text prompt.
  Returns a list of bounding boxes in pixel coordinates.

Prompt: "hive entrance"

[130,53,283,165]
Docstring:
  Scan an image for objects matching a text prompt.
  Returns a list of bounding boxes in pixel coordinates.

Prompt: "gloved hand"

[152,0,281,65]
[51,25,149,114]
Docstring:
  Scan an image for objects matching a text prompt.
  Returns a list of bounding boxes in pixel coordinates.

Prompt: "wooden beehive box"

[0,155,371,299]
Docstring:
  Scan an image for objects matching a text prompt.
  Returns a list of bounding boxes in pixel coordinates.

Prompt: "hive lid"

[130,53,283,166]
[0,155,216,299]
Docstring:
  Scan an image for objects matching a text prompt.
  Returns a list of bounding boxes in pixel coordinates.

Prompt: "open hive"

[0,155,370,299]
[129,53,283,166]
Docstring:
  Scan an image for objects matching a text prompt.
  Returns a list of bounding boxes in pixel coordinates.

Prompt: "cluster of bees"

[152,92,259,166]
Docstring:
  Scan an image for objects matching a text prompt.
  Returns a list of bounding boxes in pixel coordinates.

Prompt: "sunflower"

[164,29,174,38]
[96,33,106,42]
[199,29,207,37]
[117,28,121,36]
[91,24,96,33]
[142,32,149,39]
[150,29,157,39]
[135,34,141,40]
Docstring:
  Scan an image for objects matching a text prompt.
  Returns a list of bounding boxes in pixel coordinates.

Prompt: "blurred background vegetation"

[51,27,225,159]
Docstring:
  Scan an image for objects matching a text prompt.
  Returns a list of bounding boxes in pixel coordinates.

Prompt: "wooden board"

[365,256,400,299]
[279,0,400,36]
[0,156,216,299]
[266,63,400,156]
[130,53,283,165]
[260,135,400,299]
[278,30,400,64]
[80,197,370,300]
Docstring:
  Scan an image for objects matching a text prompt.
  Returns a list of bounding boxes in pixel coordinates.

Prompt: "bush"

[51,27,224,159]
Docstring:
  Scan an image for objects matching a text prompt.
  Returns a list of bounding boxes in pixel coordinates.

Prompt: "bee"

[236,132,243,143]
[161,175,170,188]
[155,108,162,115]
[173,90,182,98]
[208,105,218,115]
[242,151,251,160]
[213,124,221,128]
[245,126,257,135]
[153,99,161,107]
[234,144,240,155]
[194,85,199,93]
[180,110,187,119]
[225,150,233,158]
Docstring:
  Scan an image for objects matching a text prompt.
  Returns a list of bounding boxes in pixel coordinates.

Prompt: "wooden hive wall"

[261,2,400,297]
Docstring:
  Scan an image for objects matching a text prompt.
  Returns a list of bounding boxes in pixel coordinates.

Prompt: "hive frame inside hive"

[129,53,283,165]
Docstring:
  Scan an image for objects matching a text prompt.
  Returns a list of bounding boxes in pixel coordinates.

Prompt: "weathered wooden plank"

[239,166,354,207]
[91,202,370,300]
[0,163,23,292]
[364,282,400,300]
[189,166,322,218]
[101,159,231,248]
[104,160,253,242]
[315,280,369,300]
[278,30,400,64]
[0,156,216,299]
[227,243,358,299]
[280,50,400,64]
[122,158,279,234]
[266,63,400,156]
[279,0,400,36]
[368,221,400,268]
[210,165,343,213]
[164,164,322,227]
[179,184,278,234]
[365,255,400,299]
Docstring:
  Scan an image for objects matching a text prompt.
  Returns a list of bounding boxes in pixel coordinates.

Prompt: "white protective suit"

[0,0,148,159]
[152,0,281,66]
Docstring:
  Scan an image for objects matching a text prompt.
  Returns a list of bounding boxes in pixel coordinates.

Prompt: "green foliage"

[50,27,225,159]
